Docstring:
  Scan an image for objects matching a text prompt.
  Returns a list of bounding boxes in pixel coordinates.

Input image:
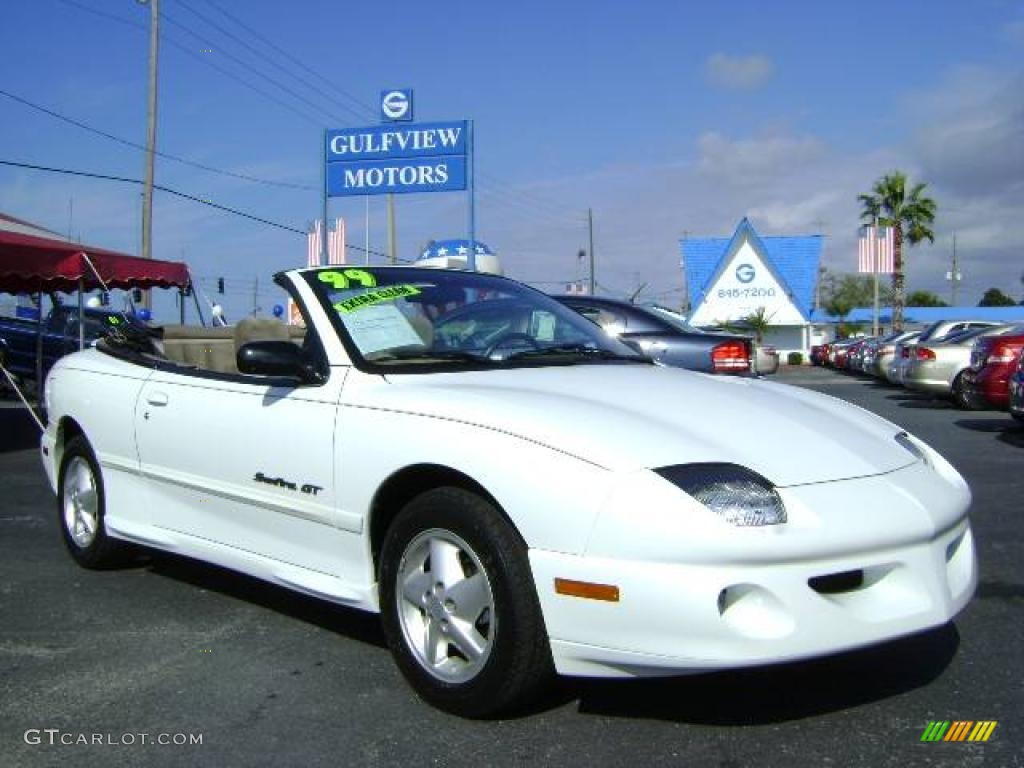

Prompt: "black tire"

[57,435,126,569]
[951,371,974,410]
[379,487,554,718]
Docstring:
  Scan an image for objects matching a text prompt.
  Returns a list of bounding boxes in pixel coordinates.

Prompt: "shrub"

[787,352,804,366]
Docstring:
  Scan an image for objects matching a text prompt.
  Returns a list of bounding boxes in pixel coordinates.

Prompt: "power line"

[158,9,347,126]
[202,0,376,120]
[0,87,315,191]
[0,158,305,234]
[173,0,592,225]
[169,0,371,124]
[55,0,327,127]
[0,159,396,260]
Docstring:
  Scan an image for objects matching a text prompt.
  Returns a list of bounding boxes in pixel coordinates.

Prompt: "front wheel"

[58,435,126,569]
[379,487,554,717]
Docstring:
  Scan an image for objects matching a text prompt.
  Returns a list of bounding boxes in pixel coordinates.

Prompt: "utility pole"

[386,194,396,264]
[252,276,259,315]
[948,233,961,306]
[140,0,160,310]
[587,208,595,295]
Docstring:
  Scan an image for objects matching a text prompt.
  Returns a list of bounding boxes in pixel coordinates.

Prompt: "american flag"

[307,218,346,267]
[328,217,346,265]
[307,220,322,268]
[857,225,895,274]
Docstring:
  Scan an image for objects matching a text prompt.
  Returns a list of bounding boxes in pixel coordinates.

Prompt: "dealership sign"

[689,238,805,326]
[325,121,468,197]
[380,89,413,121]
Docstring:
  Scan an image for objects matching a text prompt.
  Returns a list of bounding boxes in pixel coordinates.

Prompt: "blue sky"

[1,0,1022,320]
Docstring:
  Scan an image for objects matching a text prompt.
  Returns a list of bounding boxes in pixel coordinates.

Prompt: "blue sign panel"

[380,89,413,122]
[326,121,467,163]
[327,156,466,197]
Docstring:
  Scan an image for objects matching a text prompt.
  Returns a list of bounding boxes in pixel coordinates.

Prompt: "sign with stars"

[419,240,493,261]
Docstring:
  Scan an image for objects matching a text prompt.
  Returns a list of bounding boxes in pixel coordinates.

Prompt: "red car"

[962,331,1024,409]
[1009,349,1024,424]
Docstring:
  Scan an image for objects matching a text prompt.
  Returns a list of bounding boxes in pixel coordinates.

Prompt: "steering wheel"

[483,332,539,358]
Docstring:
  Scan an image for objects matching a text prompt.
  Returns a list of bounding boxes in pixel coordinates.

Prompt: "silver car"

[885,320,1001,385]
[867,331,917,378]
[883,332,923,384]
[905,324,1024,403]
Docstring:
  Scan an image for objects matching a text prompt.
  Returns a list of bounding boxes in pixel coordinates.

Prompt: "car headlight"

[654,463,787,526]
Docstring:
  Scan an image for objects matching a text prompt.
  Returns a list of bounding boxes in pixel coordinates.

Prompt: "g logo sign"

[380,89,413,122]
[735,263,756,284]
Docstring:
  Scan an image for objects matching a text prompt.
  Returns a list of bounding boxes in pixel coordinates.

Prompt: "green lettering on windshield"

[333,284,421,314]
[318,269,378,290]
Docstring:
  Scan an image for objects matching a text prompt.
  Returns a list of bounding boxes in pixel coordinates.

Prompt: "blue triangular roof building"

[681,218,823,321]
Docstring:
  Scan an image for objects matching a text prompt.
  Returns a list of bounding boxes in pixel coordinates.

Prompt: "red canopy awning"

[0,229,190,294]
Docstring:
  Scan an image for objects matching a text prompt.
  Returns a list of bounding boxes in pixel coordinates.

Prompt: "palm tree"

[858,172,936,329]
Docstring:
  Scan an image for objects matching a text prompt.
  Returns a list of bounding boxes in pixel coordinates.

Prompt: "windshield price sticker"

[343,303,425,355]
[333,285,421,314]
[317,269,378,290]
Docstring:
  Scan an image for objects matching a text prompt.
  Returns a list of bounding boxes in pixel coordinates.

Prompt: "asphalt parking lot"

[1,367,1021,768]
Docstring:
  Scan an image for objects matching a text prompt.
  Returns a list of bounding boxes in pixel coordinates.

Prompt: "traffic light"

[217,277,225,294]
[100,292,110,306]
[131,288,143,303]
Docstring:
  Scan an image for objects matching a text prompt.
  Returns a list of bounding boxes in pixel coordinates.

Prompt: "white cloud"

[697,131,826,183]
[705,53,775,90]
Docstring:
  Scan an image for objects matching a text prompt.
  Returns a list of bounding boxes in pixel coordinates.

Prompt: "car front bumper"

[531,518,975,677]
[529,461,975,678]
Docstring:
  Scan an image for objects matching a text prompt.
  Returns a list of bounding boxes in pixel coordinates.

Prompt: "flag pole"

[872,222,880,336]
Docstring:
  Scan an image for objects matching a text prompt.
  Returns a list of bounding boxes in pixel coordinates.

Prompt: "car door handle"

[146,392,169,406]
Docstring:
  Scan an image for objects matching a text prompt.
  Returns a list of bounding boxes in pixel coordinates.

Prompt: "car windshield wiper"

[503,343,649,363]
[368,348,492,364]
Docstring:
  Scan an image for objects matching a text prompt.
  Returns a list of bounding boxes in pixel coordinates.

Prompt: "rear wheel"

[951,371,974,410]
[379,487,554,717]
[58,435,126,568]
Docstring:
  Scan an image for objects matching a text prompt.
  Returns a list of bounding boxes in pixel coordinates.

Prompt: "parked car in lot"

[810,343,829,366]
[1009,350,1024,424]
[905,324,1023,406]
[886,321,1001,387]
[753,343,779,375]
[554,295,753,374]
[885,333,925,385]
[41,265,977,717]
[828,338,861,369]
[0,304,141,388]
[869,330,918,379]
[961,330,1024,409]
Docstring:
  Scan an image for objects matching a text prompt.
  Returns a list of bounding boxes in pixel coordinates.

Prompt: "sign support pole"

[320,130,329,266]
[467,119,476,272]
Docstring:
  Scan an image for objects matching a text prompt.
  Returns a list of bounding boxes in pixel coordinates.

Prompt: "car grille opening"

[808,569,865,594]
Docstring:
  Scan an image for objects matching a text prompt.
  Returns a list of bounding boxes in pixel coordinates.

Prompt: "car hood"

[368,364,916,486]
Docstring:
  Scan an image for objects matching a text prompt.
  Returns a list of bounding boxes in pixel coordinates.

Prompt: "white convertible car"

[41,266,977,717]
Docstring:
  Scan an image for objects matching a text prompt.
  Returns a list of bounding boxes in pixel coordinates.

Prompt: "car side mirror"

[237,340,315,382]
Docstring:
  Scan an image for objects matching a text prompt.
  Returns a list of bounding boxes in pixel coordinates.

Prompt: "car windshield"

[645,306,705,334]
[304,267,646,371]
